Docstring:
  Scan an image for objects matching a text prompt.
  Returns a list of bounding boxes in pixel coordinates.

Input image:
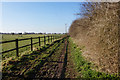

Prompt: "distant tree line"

[0,32,65,35]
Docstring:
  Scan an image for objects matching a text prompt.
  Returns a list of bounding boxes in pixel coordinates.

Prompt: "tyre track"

[33,36,69,78]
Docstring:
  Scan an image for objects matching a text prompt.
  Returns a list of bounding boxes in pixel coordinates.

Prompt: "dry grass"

[69,2,119,74]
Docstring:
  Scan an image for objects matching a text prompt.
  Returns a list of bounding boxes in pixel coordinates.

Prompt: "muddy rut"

[29,37,69,78]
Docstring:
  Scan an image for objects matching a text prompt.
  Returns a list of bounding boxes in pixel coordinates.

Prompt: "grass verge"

[69,37,119,79]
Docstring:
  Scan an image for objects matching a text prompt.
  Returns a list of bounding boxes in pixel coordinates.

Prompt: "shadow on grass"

[60,37,69,78]
[25,38,65,78]
[48,60,64,63]
[2,38,66,80]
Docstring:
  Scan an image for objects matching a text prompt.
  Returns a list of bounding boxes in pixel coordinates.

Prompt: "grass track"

[2,36,66,79]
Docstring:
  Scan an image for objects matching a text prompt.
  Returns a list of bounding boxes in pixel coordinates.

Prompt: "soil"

[65,40,78,78]
[30,37,69,78]
[2,36,78,79]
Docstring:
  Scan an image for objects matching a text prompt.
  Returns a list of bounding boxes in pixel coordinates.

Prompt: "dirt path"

[31,36,78,79]
[29,37,69,78]
[64,40,78,78]
[3,36,78,79]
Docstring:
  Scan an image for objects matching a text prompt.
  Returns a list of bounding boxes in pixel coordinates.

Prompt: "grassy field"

[2,36,66,79]
[1,34,61,60]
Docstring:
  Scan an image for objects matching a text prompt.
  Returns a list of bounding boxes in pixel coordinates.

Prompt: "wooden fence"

[0,35,61,57]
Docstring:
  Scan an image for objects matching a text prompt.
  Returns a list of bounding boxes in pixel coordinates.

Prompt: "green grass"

[24,40,64,77]
[1,34,61,60]
[2,37,65,78]
[69,37,119,79]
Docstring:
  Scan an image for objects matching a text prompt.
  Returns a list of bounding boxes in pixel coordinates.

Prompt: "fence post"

[48,36,49,43]
[44,36,46,45]
[39,37,41,46]
[51,36,52,42]
[16,39,19,57]
[31,37,33,51]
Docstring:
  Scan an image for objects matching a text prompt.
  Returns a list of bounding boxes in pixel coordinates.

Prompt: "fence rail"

[0,35,61,57]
